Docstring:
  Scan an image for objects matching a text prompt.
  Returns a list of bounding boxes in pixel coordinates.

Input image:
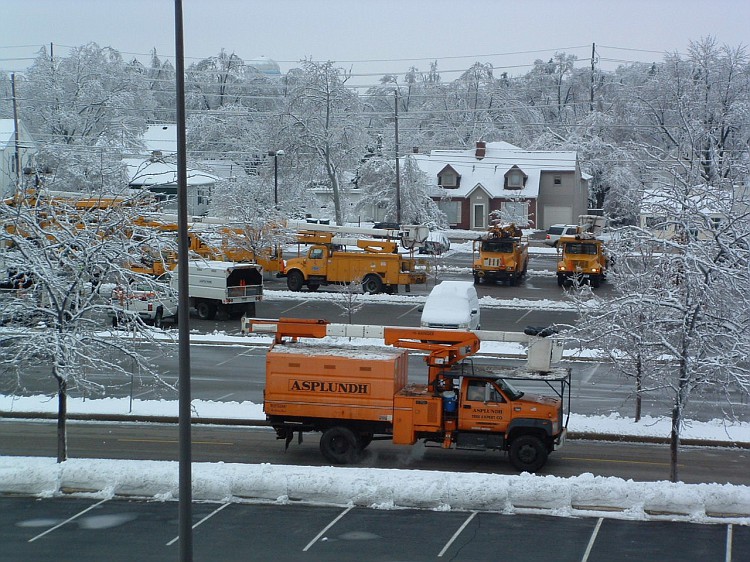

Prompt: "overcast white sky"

[2,0,749,84]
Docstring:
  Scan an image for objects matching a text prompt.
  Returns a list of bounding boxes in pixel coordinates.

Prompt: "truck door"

[307,246,328,275]
[458,379,510,433]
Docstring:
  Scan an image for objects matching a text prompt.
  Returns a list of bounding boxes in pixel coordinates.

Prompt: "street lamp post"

[268,150,285,207]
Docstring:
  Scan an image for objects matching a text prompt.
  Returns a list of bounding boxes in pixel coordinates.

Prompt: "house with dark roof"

[411,141,590,230]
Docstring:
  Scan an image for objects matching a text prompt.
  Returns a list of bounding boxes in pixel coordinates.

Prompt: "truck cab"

[556,234,608,287]
[472,224,529,286]
[451,372,565,471]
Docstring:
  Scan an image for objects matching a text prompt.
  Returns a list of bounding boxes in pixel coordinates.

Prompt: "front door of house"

[473,204,485,229]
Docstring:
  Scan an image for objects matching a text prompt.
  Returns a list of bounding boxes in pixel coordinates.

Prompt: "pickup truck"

[109,282,178,328]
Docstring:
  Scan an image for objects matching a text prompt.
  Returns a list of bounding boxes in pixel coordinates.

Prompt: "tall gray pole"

[394,90,401,224]
[174,1,193,560]
[10,73,21,193]
[590,43,596,112]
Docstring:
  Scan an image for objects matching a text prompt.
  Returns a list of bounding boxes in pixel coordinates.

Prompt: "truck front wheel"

[509,435,548,472]
[287,270,304,292]
[320,426,359,464]
[362,274,383,294]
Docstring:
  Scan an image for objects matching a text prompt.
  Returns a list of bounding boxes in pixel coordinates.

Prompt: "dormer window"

[504,165,527,190]
[437,165,461,189]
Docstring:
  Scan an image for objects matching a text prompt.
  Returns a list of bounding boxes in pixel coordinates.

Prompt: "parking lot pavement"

[2,496,746,562]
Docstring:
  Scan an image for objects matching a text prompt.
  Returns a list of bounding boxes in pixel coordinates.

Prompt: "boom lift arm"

[243,317,561,390]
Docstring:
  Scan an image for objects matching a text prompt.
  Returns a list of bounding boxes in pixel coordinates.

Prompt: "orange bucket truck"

[246,318,570,472]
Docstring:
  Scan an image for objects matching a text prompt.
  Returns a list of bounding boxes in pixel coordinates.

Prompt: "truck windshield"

[482,240,514,253]
[496,379,524,400]
[563,243,598,255]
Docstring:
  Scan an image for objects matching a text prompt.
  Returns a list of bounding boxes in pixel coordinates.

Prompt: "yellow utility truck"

[280,222,429,294]
[556,231,609,287]
[472,223,529,286]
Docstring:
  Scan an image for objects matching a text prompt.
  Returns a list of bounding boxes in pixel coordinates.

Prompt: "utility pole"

[11,73,21,194]
[590,42,596,112]
[394,90,401,224]
[174,1,193,560]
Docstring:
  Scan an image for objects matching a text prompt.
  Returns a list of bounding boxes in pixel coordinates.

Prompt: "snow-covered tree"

[208,175,299,260]
[20,43,154,192]
[0,189,175,462]
[355,155,447,228]
[280,60,368,225]
[570,180,750,482]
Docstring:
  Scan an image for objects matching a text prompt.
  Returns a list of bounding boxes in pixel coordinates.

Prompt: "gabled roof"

[0,119,35,150]
[142,124,178,154]
[411,141,579,199]
[124,157,219,187]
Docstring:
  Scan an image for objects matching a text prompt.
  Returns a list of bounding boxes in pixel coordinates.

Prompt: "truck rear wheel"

[509,435,548,472]
[287,270,304,292]
[320,426,359,464]
[196,301,217,320]
[153,308,163,328]
[362,274,383,294]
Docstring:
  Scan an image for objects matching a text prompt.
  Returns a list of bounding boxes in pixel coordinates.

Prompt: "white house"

[0,119,37,199]
[410,141,589,230]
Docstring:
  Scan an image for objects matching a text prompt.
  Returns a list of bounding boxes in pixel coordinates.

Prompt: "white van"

[420,281,481,330]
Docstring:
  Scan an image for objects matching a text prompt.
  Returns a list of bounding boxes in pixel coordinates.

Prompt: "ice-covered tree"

[355,154,447,228]
[280,60,368,225]
[20,44,154,192]
[569,166,750,483]
[0,189,174,462]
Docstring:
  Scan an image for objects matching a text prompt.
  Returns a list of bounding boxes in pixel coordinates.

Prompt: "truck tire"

[473,273,480,284]
[591,275,601,288]
[509,435,548,472]
[320,426,359,464]
[287,270,304,292]
[196,301,217,320]
[557,274,564,287]
[362,274,383,294]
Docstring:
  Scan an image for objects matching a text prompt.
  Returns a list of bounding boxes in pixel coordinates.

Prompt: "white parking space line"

[579,363,601,386]
[166,502,231,546]
[214,393,235,401]
[28,498,109,543]
[438,511,476,557]
[281,301,307,314]
[302,505,353,552]
[514,310,532,324]
[580,517,603,562]
[216,348,259,367]
[726,524,733,562]
[397,304,423,320]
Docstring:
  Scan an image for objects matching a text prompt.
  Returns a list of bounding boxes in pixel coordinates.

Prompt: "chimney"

[475,140,486,160]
